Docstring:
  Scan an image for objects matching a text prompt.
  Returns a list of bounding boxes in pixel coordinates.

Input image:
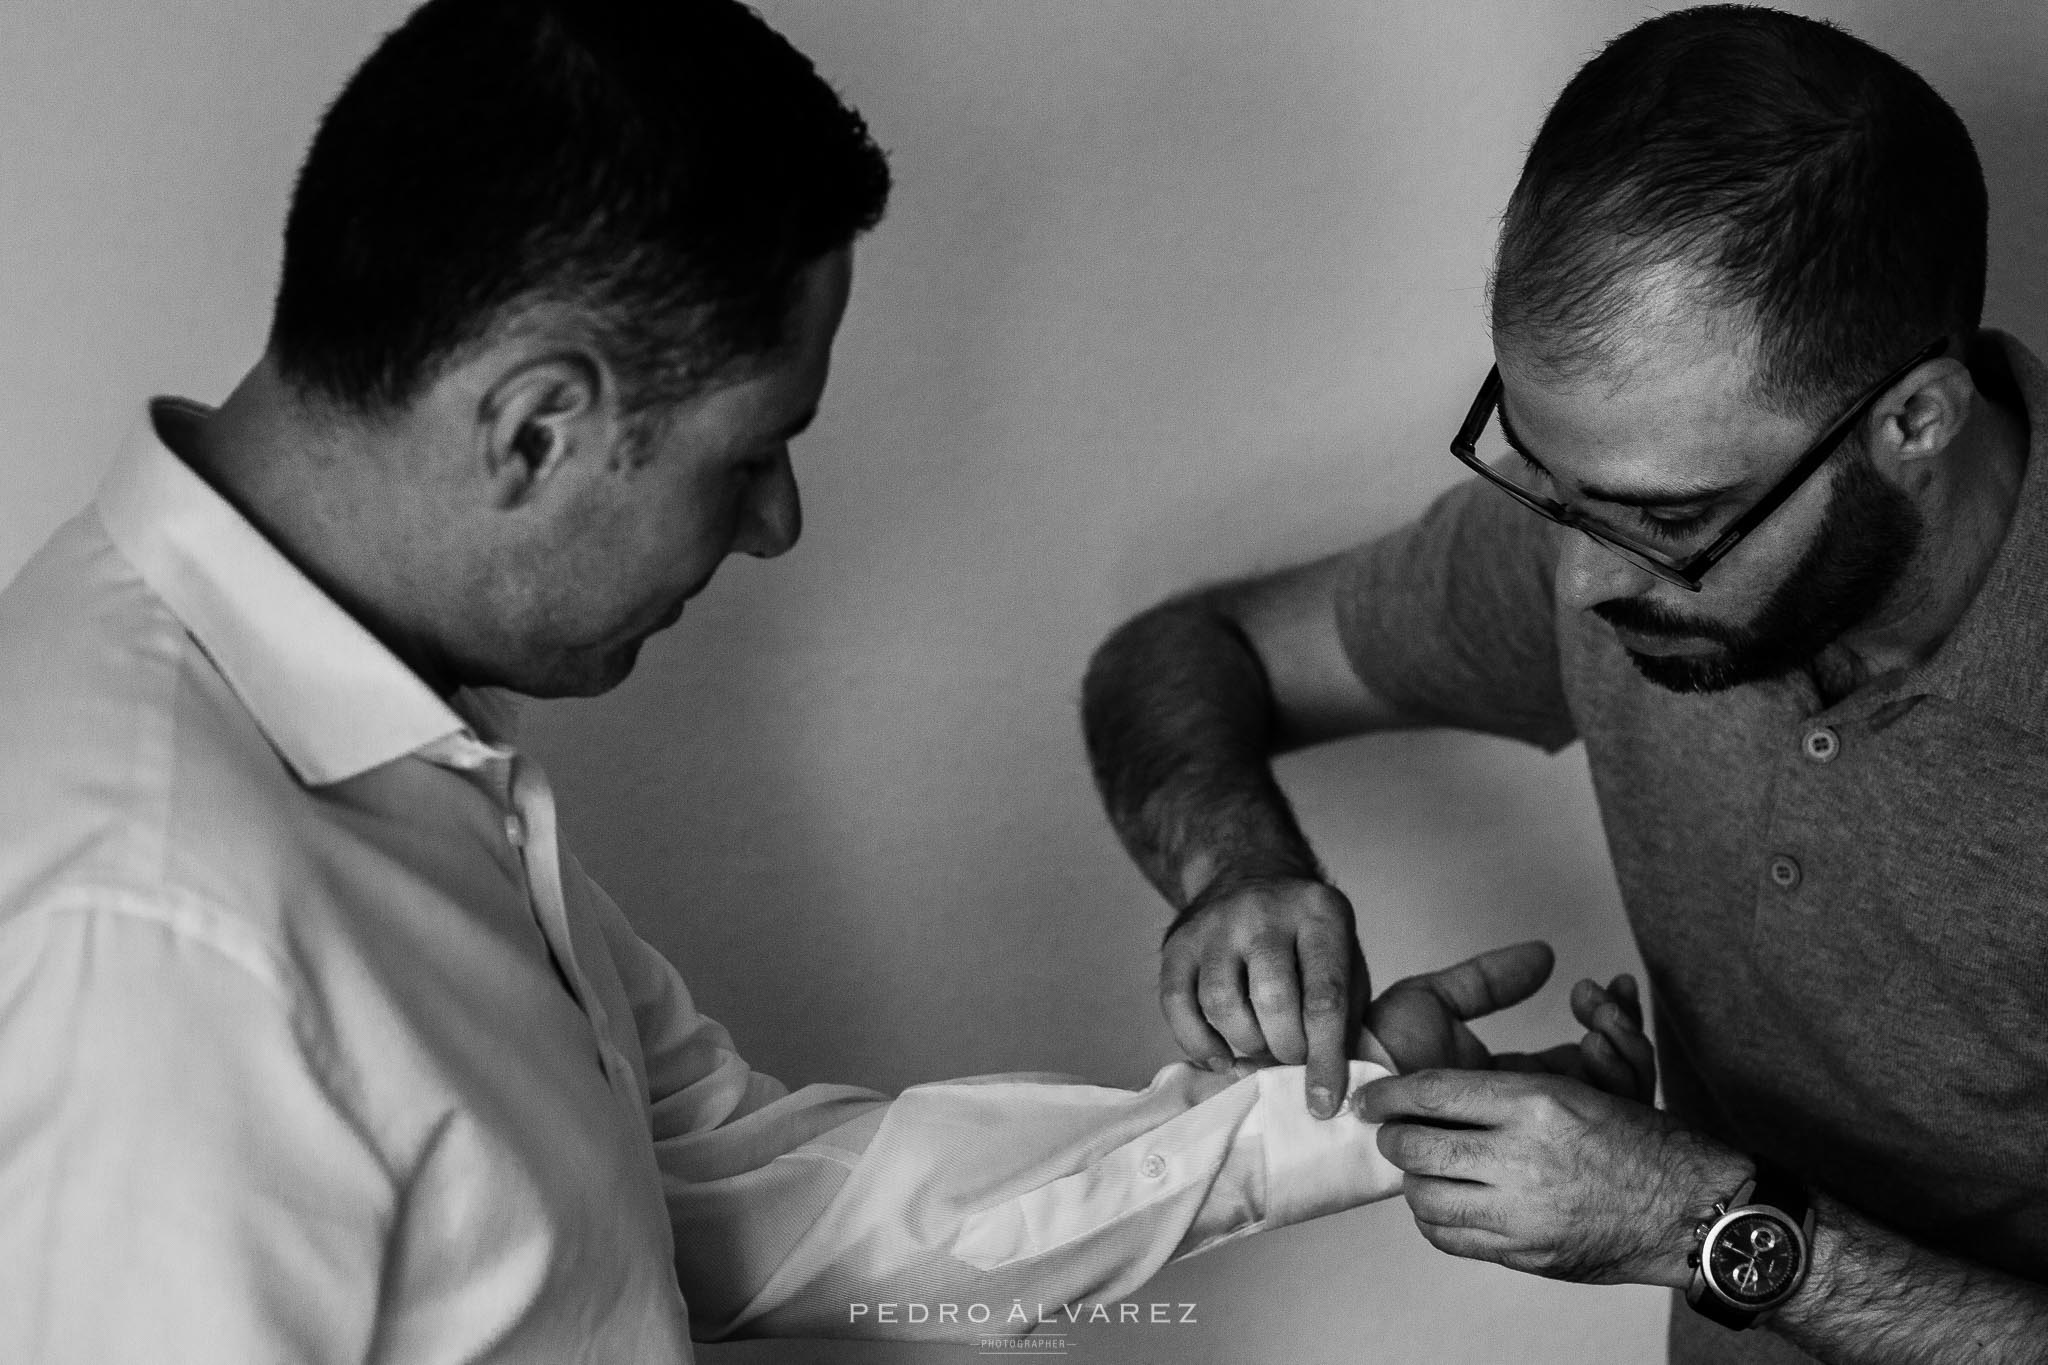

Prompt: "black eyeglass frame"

[1448,336,1950,592]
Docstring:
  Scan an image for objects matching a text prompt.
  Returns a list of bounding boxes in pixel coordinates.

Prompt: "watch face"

[1709,1213,1801,1305]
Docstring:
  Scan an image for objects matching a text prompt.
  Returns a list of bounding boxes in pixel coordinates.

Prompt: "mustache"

[1592,597,1744,647]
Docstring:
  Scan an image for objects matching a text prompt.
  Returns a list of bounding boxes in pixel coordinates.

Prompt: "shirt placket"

[422,733,638,1106]
[1751,682,1921,950]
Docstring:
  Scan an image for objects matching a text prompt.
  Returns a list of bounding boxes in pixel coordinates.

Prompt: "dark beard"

[1594,448,1923,694]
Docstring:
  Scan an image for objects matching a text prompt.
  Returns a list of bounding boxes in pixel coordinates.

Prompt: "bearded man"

[1083,7,2048,1361]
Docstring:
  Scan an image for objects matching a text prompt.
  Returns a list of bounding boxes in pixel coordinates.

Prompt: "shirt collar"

[1878,330,2048,736]
[96,399,511,786]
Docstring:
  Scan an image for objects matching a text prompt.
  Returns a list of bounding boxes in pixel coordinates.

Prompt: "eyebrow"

[1495,397,1737,508]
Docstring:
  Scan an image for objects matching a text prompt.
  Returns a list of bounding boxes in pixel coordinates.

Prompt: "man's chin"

[504,640,646,700]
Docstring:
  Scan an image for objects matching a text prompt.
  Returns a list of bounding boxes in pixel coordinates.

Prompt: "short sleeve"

[1333,475,1577,751]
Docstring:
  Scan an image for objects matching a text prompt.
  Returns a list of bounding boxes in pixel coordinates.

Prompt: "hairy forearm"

[1772,1194,2048,1363]
[1080,597,1321,910]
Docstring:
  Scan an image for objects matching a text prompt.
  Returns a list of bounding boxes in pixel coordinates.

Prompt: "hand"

[1159,877,1365,1118]
[1367,951,1657,1105]
[1353,1069,1749,1287]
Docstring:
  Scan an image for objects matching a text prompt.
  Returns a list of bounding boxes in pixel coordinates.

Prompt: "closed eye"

[1631,507,1712,544]
[1519,452,1714,544]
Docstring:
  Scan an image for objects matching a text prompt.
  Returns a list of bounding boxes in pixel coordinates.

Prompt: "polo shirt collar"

[1883,330,2048,736]
[95,399,501,787]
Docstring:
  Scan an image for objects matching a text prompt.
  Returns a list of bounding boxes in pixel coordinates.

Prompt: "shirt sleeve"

[0,893,396,1365]
[578,876,1402,1342]
[1334,473,1578,752]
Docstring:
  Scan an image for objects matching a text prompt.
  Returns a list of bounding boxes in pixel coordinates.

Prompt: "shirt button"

[1802,727,1840,763]
[504,812,527,848]
[1768,855,1802,890]
[1139,1153,1168,1180]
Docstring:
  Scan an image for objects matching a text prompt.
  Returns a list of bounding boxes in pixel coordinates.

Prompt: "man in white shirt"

[0,2,1649,1360]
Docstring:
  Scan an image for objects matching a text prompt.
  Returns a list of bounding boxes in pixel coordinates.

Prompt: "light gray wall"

[6,3,2046,1362]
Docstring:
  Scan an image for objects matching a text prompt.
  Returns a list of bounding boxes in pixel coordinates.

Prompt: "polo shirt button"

[1802,727,1839,763]
[1139,1153,1168,1180]
[1768,855,1802,890]
[504,812,527,848]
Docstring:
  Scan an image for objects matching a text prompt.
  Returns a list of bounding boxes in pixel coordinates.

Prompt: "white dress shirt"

[0,403,1402,1364]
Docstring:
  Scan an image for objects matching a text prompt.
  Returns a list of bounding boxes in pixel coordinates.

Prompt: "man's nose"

[1555,529,1657,614]
[733,450,802,560]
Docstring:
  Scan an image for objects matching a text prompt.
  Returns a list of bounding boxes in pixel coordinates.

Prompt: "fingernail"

[1309,1085,1335,1117]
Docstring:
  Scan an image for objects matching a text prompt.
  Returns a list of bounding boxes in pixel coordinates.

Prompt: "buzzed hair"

[1491,4,1986,418]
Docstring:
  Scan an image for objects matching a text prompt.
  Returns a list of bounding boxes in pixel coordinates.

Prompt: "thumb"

[1408,940,1555,1022]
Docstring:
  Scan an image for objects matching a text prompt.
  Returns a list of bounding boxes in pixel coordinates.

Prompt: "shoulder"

[0,506,328,967]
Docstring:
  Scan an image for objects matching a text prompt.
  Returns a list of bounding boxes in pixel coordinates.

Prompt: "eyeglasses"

[1448,337,1949,592]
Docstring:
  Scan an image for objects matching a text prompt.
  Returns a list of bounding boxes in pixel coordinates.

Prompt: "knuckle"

[1301,986,1348,1016]
[1243,940,1295,973]
[1410,1070,1455,1110]
[1246,977,1299,1011]
[1196,978,1248,1014]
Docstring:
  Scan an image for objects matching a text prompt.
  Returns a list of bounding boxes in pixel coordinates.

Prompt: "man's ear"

[478,351,608,507]
[1869,355,1975,488]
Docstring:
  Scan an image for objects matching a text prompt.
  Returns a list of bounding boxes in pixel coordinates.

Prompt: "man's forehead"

[1494,324,1811,494]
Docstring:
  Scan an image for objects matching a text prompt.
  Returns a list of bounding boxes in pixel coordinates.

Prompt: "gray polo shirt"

[1336,330,2048,1364]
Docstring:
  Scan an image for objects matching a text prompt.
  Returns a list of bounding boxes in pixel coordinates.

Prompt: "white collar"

[95,400,513,786]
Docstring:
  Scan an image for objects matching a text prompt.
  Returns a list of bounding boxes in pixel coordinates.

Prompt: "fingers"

[1245,943,1309,1068]
[1402,1175,1516,1262]
[1159,950,1232,1072]
[1376,1122,1496,1182]
[1351,1068,1528,1127]
[1608,972,1644,1028]
[1299,927,1364,1117]
[1570,975,1657,1103]
[1156,879,1361,1110]
[1197,960,1273,1062]
[1401,1173,1509,1233]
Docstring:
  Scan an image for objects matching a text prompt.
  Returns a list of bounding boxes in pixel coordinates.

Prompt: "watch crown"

[1693,1221,1711,1240]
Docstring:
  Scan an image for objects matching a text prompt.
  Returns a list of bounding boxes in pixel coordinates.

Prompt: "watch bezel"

[1697,1202,1811,1313]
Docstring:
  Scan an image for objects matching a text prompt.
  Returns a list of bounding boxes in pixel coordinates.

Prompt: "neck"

[1833,374,2029,682]
[175,359,461,694]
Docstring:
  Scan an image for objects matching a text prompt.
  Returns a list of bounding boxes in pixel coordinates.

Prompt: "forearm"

[1080,595,1320,908]
[1771,1194,2048,1363]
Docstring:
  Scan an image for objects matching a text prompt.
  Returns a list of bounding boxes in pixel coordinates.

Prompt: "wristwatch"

[1685,1158,1815,1330]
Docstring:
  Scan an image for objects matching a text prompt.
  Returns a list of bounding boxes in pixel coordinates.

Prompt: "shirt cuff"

[1254,1060,1403,1229]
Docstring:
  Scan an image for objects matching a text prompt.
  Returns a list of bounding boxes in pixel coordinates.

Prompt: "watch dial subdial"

[1710,1215,1799,1304]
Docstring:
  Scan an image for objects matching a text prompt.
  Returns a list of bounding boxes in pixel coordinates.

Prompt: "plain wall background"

[7,3,2048,1361]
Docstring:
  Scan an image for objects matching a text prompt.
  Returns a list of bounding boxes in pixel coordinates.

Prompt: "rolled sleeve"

[1335,474,1577,751]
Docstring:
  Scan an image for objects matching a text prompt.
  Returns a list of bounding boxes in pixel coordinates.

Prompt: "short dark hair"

[271,0,891,415]
[1491,5,1986,419]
